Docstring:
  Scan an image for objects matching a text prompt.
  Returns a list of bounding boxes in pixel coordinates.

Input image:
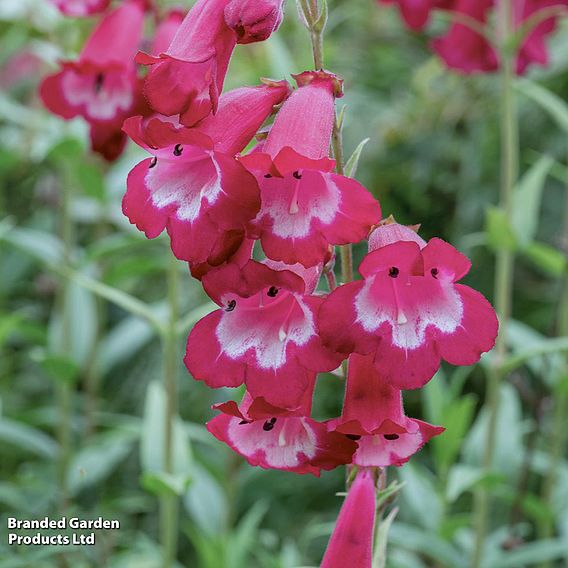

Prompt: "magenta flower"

[320,468,376,568]
[207,390,357,475]
[241,71,382,268]
[40,0,147,160]
[185,259,345,409]
[122,80,290,264]
[318,232,498,389]
[331,355,444,467]
[50,0,111,17]
[431,0,568,75]
[224,0,285,44]
[150,9,185,57]
[379,0,455,30]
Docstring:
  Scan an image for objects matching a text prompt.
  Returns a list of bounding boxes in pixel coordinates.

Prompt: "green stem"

[57,171,74,511]
[160,254,180,568]
[472,1,519,566]
[537,149,568,568]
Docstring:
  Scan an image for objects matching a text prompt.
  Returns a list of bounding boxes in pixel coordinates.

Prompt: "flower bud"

[224,0,285,44]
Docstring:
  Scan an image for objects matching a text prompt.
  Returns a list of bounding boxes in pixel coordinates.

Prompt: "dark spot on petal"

[431,268,439,278]
[384,433,400,440]
[293,170,302,179]
[238,420,248,425]
[149,157,158,168]
[263,417,277,431]
[264,173,272,178]
[388,267,400,278]
[267,286,279,297]
[94,73,104,94]
[226,299,237,312]
[346,434,361,441]
[173,144,183,156]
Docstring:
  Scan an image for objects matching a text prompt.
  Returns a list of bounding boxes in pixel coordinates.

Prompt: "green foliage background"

[1,0,568,566]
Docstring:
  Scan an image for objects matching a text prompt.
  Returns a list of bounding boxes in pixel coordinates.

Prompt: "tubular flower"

[40,0,147,160]
[320,468,376,568]
[431,0,568,75]
[122,80,290,264]
[185,260,345,409]
[136,0,236,127]
[207,390,357,475]
[241,71,381,268]
[318,234,498,389]
[150,9,185,56]
[331,355,444,467]
[224,0,285,44]
[50,0,111,17]
[379,0,455,30]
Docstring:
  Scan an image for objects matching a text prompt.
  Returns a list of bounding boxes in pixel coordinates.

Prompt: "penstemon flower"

[40,0,147,160]
[330,354,445,467]
[50,0,111,17]
[318,224,498,389]
[241,71,382,268]
[224,0,285,44]
[320,468,377,568]
[122,80,290,264]
[207,389,357,475]
[185,259,345,408]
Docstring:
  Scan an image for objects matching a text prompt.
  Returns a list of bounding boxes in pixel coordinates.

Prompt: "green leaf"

[141,471,190,497]
[516,78,568,134]
[486,206,518,252]
[140,381,193,475]
[373,506,398,568]
[68,431,137,495]
[30,349,80,385]
[491,539,568,567]
[511,155,553,247]
[0,418,59,459]
[344,138,370,179]
[523,241,566,276]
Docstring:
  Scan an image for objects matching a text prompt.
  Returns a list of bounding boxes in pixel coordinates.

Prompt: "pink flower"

[185,260,344,409]
[122,80,290,264]
[241,71,381,268]
[150,9,185,56]
[432,0,568,75]
[50,0,111,17]
[207,390,357,475]
[136,0,237,127]
[318,235,498,389]
[431,0,498,74]
[331,355,444,467]
[320,468,376,568]
[379,0,455,30]
[224,0,285,44]
[40,1,147,160]
[368,220,426,251]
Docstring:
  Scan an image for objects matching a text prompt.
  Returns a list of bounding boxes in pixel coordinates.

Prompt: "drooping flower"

[431,0,498,74]
[50,0,111,17]
[207,389,357,475]
[122,80,290,264]
[224,0,285,44]
[379,0,455,30]
[40,0,147,160]
[185,259,344,408]
[320,468,376,568]
[137,0,236,126]
[241,71,381,268]
[431,0,568,75]
[318,235,498,389]
[331,355,444,467]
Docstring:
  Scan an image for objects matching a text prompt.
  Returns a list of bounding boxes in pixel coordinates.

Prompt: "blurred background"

[1,0,568,566]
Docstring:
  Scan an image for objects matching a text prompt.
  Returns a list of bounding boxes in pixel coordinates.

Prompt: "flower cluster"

[380,0,568,74]
[41,0,500,564]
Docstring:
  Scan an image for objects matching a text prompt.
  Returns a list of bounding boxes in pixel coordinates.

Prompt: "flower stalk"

[160,254,180,568]
[472,0,519,565]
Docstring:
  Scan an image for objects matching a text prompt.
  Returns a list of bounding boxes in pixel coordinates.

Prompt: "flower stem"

[537,149,568,568]
[160,254,180,568]
[472,1,519,565]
